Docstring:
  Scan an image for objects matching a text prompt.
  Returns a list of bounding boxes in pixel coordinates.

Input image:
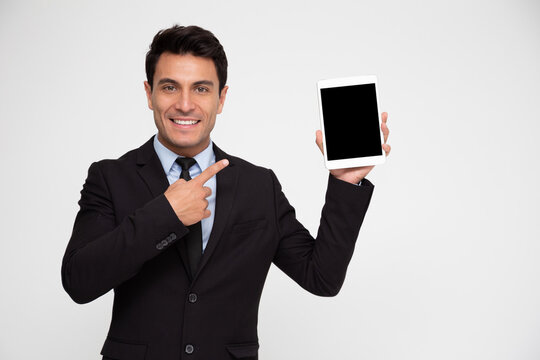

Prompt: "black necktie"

[175,157,202,277]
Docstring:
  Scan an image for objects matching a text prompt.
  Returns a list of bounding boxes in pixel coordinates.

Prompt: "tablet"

[317,75,385,170]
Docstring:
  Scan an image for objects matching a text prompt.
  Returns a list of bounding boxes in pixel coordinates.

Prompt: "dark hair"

[145,25,228,92]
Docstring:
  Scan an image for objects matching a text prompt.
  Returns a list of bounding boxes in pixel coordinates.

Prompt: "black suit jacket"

[62,137,374,360]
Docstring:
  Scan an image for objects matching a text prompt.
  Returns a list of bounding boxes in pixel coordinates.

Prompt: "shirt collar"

[153,135,215,174]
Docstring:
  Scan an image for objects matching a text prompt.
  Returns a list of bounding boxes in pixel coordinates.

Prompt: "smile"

[170,119,200,125]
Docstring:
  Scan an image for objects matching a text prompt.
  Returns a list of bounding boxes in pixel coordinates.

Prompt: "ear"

[144,81,153,110]
[217,85,229,114]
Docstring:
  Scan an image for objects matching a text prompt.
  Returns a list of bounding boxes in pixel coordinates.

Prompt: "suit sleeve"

[271,171,374,296]
[61,162,189,304]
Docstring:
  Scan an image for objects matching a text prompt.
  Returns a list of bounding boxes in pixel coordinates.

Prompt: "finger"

[382,122,389,143]
[382,143,391,156]
[194,159,229,185]
[315,130,324,155]
[381,112,389,143]
[202,209,211,219]
[203,186,212,198]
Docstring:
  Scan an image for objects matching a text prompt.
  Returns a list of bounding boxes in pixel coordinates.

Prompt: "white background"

[1,0,539,359]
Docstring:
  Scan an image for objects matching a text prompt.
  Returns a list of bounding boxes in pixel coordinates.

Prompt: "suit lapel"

[194,144,238,279]
[135,137,170,198]
[135,137,192,278]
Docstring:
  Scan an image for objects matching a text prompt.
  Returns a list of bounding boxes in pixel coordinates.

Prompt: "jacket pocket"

[231,219,267,235]
[100,337,147,360]
[226,342,259,359]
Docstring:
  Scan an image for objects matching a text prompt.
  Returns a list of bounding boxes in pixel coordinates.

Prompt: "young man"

[62,25,390,360]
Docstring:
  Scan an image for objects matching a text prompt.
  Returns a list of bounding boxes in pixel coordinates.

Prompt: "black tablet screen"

[320,83,382,161]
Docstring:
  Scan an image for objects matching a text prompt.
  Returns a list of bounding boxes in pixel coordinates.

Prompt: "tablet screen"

[320,83,382,161]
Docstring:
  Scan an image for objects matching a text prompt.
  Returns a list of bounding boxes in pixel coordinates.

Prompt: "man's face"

[144,52,228,157]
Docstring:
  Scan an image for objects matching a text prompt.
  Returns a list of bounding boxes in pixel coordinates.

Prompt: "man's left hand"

[316,112,391,184]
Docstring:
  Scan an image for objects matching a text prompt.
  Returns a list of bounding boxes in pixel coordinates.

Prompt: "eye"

[163,85,176,92]
[195,86,209,93]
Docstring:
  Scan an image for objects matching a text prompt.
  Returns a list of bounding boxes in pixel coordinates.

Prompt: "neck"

[158,136,210,158]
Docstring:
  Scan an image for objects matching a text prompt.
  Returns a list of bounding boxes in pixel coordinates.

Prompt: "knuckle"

[198,188,207,197]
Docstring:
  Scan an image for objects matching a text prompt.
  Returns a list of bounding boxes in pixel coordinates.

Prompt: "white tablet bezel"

[317,75,385,170]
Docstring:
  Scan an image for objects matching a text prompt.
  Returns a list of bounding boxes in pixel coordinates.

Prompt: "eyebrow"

[193,80,215,87]
[156,78,215,87]
[157,78,179,86]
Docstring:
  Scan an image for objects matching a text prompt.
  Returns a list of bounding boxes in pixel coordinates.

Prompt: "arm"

[273,112,390,295]
[61,161,187,304]
[271,172,374,296]
[61,159,229,304]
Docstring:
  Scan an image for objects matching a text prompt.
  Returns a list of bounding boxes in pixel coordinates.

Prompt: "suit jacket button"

[188,293,198,303]
[185,344,194,354]
[170,233,177,240]
[156,243,164,250]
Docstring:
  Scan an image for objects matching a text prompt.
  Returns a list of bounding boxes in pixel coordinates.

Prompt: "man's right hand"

[164,159,229,226]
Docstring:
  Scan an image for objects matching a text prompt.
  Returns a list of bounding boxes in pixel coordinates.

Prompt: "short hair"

[145,25,228,93]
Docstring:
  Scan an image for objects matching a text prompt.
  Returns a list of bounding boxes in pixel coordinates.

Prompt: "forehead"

[154,52,218,84]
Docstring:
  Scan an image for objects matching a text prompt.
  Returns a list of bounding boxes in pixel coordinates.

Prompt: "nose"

[175,91,196,113]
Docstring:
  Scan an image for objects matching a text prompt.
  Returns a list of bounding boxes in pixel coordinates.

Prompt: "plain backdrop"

[1,0,539,359]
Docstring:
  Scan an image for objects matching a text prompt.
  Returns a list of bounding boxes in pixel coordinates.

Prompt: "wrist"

[332,173,364,185]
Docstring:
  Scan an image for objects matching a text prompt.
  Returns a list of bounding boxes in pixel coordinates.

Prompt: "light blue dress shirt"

[153,135,216,252]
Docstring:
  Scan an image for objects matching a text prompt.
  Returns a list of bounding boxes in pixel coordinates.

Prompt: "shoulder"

[223,153,278,183]
[229,154,269,173]
[214,144,274,178]
[216,149,279,194]
[86,137,155,179]
[217,151,281,206]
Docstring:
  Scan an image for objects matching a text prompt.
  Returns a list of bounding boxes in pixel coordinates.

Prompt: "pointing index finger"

[193,159,229,185]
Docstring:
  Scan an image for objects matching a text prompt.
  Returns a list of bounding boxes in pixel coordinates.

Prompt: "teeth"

[173,119,198,125]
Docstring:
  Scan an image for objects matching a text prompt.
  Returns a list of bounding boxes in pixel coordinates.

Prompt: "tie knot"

[175,157,197,171]
[176,157,197,181]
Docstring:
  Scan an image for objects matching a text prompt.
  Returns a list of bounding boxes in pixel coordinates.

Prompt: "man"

[62,25,390,360]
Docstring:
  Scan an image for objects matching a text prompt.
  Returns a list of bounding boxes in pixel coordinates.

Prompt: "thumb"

[315,130,324,155]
